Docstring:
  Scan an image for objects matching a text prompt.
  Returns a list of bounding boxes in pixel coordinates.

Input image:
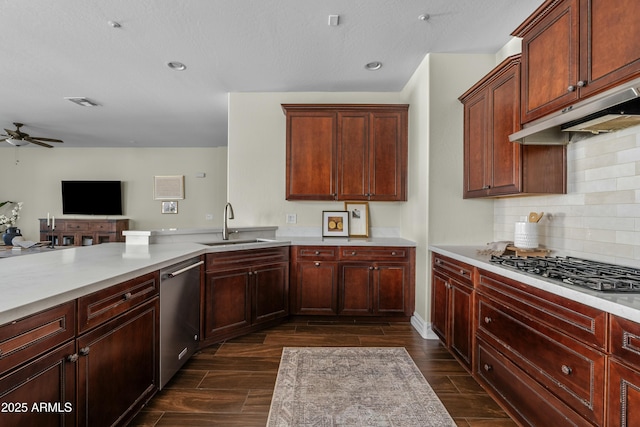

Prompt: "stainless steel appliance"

[490,255,640,292]
[159,257,203,389]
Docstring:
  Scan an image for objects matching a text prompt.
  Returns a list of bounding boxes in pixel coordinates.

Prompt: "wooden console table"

[39,218,129,246]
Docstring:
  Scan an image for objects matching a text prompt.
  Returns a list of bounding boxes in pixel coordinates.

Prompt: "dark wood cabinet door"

[0,341,76,427]
[285,111,337,200]
[293,261,339,315]
[430,271,449,343]
[608,359,640,427]
[204,267,251,338]
[76,298,159,427]
[369,111,407,201]
[253,262,289,324]
[449,278,473,370]
[463,90,489,197]
[519,0,580,123]
[579,0,640,98]
[374,264,407,314]
[488,62,521,196]
[339,264,373,315]
[337,112,369,200]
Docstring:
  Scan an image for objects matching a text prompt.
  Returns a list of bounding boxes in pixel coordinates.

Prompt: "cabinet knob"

[391,251,397,256]
[482,185,490,190]
[369,266,374,270]
[314,262,321,267]
[577,80,586,87]
[351,251,357,255]
[67,353,79,363]
[79,346,90,356]
[567,85,576,92]
[483,363,493,372]
[484,316,492,324]
[123,292,132,301]
[561,365,572,375]
[435,259,441,265]
[460,269,466,275]
[248,271,253,276]
[314,251,320,255]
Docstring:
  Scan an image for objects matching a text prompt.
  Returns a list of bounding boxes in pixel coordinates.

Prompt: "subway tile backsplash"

[494,126,640,267]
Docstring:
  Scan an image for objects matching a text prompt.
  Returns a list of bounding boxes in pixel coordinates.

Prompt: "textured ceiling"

[0,0,542,148]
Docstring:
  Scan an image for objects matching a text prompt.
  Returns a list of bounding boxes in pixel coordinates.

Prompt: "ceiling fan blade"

[24,137,53,148]
[4,129,21,138]
[29,136,63,143]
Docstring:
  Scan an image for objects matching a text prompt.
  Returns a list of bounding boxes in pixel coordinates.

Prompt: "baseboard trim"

[411,312,439,340]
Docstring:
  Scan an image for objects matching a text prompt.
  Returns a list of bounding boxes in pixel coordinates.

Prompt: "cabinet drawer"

[340,246,410,262]
[0,301,76,375]
[77,271,159,333]
[610,315,640,371]
[64,221,91,231]
[432,254,473,285]
[206,247,289,272]
[293,246,338,260]
[477,270,607,349]
[476,339,595,427]
[477,296,605,425]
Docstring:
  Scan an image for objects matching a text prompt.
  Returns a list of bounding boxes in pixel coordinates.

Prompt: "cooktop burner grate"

[490,255,640,292]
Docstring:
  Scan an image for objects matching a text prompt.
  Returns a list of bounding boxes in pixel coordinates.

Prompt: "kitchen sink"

[199,238,277,246]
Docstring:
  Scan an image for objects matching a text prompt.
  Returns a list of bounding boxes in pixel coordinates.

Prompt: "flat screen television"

[61,181,123,215]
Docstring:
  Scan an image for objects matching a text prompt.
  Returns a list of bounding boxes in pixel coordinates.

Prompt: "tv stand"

[39,219,129,246]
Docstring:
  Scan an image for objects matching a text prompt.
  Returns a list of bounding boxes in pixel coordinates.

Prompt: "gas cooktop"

[490,255,640,292]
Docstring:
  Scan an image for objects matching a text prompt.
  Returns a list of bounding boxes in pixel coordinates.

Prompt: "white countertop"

[430,245,640,324]
[1,237,416,325]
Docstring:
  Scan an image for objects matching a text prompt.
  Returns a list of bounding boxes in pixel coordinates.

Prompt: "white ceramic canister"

[514,221,538,249]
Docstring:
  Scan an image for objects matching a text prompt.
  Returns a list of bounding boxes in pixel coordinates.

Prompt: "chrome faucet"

[222,202,235,240]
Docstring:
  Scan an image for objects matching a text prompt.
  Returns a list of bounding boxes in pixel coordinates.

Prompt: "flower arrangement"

[0,201,23,228]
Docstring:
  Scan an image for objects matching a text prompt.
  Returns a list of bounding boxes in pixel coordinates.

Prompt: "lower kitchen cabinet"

[431,254,474,371]
[290,245,415,320]
[204,247,289,343]
[76,298,159,427]
[0,341,76,427]
[608,315,640,427]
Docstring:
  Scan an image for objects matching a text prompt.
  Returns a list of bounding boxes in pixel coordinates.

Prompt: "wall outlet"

[205,213,214,220]
[286,213,297,224]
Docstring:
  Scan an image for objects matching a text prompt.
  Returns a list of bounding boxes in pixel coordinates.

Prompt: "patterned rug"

[267,347,456,427]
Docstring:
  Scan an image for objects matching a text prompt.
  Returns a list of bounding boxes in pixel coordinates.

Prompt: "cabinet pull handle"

[369,266,374,270]
[314,262,321,267]
[484,317,492,324]
[561,365,572,375]
[351,251,357,255]
[391,251,397,256]
[435,259,441,265]
[123,292,132,301]
[483,363,492,372]
[79,347,90,356]
[67,353,79,363]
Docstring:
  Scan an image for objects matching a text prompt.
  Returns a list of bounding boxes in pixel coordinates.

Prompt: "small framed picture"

[161,201,178,214]
[344,201,369,237]
[322,211,349,237]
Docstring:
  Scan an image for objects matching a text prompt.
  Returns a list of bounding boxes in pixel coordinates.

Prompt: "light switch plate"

[286,213,297,224]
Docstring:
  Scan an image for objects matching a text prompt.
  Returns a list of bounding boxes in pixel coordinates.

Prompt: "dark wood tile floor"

[130,321,517,427]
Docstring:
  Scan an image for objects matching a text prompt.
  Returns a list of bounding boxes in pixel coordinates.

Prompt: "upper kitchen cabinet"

[459,55,566,198]
[514,0,640,124]
[283,104,408,201]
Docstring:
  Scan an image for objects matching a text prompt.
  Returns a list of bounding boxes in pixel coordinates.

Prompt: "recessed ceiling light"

[365,62,382,71]
[167,61,187,71]
[108,20,121,28]
[418,14,430,21]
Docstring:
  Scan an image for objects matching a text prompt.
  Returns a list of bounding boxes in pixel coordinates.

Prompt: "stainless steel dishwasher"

[159,257,203,389]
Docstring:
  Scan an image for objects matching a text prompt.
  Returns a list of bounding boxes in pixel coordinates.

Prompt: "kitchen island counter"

[430,245,640,324]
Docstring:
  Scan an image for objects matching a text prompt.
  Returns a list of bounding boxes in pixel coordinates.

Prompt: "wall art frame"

[322,211,349,237]
[344,201,369,237]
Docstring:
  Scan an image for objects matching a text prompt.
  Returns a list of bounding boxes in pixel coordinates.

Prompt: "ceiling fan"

[1,122,63,148]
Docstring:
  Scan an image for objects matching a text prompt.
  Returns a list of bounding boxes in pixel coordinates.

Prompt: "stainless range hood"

[510,77,640,144]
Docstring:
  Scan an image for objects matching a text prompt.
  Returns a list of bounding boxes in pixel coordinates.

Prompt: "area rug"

[267,347,456,427]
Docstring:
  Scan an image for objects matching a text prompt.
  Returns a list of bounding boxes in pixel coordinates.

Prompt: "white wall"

[0,147,228,240]
[495,126,640,267]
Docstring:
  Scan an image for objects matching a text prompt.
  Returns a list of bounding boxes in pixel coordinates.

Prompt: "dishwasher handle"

[163,260,204,279]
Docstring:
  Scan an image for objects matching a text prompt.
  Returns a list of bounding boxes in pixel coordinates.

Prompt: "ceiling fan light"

[6,138,28,147]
